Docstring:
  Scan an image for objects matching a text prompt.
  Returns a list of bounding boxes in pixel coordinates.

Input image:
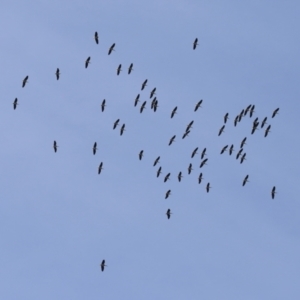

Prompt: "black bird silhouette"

[85,57,91,68]
[186,120,194,132]
[164,173,171,182]
[93,142,97,155]
[238,110,244,122]
[134,94,140,107]
[139,150,144,160]
[165,190,171,199]
[141,79,148,90]
[53,140,58,153]
[108,43,115,55]
[206,182,211,193]
[191,147,198,158]
[236,148,243,160]
[272,108,279,118]
[234,115,239,127]
[171,106,177,118]
[194,100,203,111]
[94,32,99,44]
[166,209,172,219]
[242,175,249,186]
[151,98,156,110]
[153,156,160,167]
[140,101,146,113]
[193,38,198,50]
[153,99,158,112]
[220,145,228,154]
[55,68,60,80]
[264,125,271,137]
[261,117,268,128]
[188,163,193,174]
[224,113,229,123]
[182,130,190,139]
[169,135,176,146]
[198,173,203,184]
[218,125,225,136]
[100,260,106,272]
[98,162,103,174]
[117,64,122,75]
[200,158,208,168]
[240,153,246,164]
[244,104,252,116]
[13,98,18,110]
[120,124,126,135]
[22,76,28,88]
[229,144,234,155]
[271,186,276,199]
[240,137,247,148]
[201,148,207,159]
[251,122,259,134]
[157,166,162,178]
[128,63,133,74]
[150,88,156,98]
[101,99,106,112]
[178,171,183,182]
[113,119,120,130]
[249,105,255,117]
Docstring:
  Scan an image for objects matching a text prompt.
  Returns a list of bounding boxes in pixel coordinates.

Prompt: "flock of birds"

[13,34,280,272]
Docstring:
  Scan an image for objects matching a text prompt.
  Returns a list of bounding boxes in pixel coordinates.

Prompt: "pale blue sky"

[0,1,300,299]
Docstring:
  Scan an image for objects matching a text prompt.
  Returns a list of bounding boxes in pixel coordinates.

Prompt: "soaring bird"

[236,148,243,160]
[108,43,115,55]
[264,125,271,137]
[140,101,146,113]
[113,119,120,130]
[229,144,234,155]
[150,88,156,98]
[244,104,252,116]
[141,79,148,90]
[55,68,60,80]
[193,38,198,50]
[117,64,122,75]
[13,98,18,110]
[164,173,171,182]
[166,209,172,219]
[98,162,103,174]
[93,142,97,155]
[169,135,176,146]
[153,156,160,167]
[191,147,198,158]
[153,99,158,112]
[272,108,279,118]
[218,125,225,136]
[182,130,190,139]
[224,113,229,123]
[178,171,183,182]
[271,186,276,199]
[240,137,247,148]
[261,117,268,128]
[94,32,99,44]
[234,115,239,127]
[157,166,162,178]
[249,105,255,117]
[134,94,140,107]
[171,106,177,118]
[198,173,203,184]
[139,150,144,160]
[101,99,106,112]
[194,100,203,111]
[200,158,208,168]
[206,182,211,193]
[186,120,194,132]
[22,76,28,88]
[242,175,249,186]
[151,98,156,110]
[220,145,228,154]
[165,190,171,199]
[251,123,259,135]
[240,153,246,164]
[53,140,58,153]
[100,260,106,272]
[201,148,206,159]
[85,57,91,68]
[128,63,133,74]
[120,124,125,135]
[188,163,193,174]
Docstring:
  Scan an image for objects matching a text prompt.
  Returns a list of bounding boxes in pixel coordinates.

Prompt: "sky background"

[0,1,300,299]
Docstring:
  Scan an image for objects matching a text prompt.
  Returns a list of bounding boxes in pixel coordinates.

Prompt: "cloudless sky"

[0,1,300,299]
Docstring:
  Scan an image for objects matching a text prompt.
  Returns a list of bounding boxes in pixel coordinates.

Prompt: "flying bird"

[206,182,211,193]
[218,125,225,136]
[139,150,144,160]
[240,137,247,148]
[108,43,115,55]
[171,106,177,118]
[240,153,246,164]
[236,148,243,160]
[200,158,208,168]
[272,108,279,118]
[98,162,103,174]
[229,144,234,155]
[22,75,28,88]
[150,88,156,98]
[55,68,60,80]
[157,166,162,178]
[100,260,106,272]
[261,117,268,128]
[164,173,171,182]
[234,115,239,127]
[101,99,106,112]
[85,57,91,68]
[201,148,207,159]
[128,63,133,74]
[182,130,190,139]
[191,147,198,158]
[178,171,183,182]
[186,120,194,132]
[165,190,171,199]
[169,135,176,146]
[188,163,193,174]
[134,94,140,107]
[141,79,148,90]
[140,101,146,113]
[53,140,58,153]
[242,175,249,186]
[93,142,97,155]
[220,145,228,154]
[198,173,203,184]
[113,119,120,130]
[166,209,172,219]
[153,156,160,167]
[13,98,18,110]
[249,105,255,117]
[117,64,122,75]
[153,99,158,112]
[94,32,99,44]
[120,124,125,135]
[193,38,198,50]
[271,186,276,199]
[244,104,252,116]
[264,125,271,137]
[151,98,156,110]
[194,100,203,111]
[224,113,229,123]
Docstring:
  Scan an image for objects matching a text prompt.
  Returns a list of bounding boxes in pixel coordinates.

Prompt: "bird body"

[171,106,177,118]
[193,38,198,50]
[200,158,208,168]
[134,94,140,107]
[191,147,198,158]
[85,57,91,68]
[100,260,106,272]
[157,166,162,177]
[139,150,144,160]
[224,113,229,123]
[13,98,18,110]
[53,140,58,153]
[272,108,279,118]
[101,99,106,112]
[166,209,172,219]
[141,79,148,90]
[22,76,29,88]
[128,63,133,74]
[178,172,182,182]
[188,163,193,174]
[218,125,225,136]
[169,135,176,146]
[240,153,246,164]
[98,162,103,174]
[108,43,115,55]
[165,190,171,199]
[220,145,228,154]
[93,142,97,155]
[113,119,120,129]
[117,64,122,75]
[120,124,126,135]
[198,173,203,184]
[164,173,170,182]
[194,100,203,111]
[201,148,206,159]
[264,125,271,137]
[55,68,60,80]
[242,175,249,186]
[153,156,160,166]
[182,130,190,139]
[140,101,146,113]
[240,137,247,148]
[261,117,268,128]
[206,182,211,193]
[229,144,234,155]
[150,88,156,98]
[94,32,99,44]
[271,186,276,199]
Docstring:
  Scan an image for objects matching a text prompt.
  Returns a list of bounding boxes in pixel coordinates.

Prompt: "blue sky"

[1,1,300,299]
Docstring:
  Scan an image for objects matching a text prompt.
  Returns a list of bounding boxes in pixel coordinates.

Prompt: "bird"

[113,119,120,130]
[151,98,156,110]
[242,175,249,186]
[165,190,171,199]
[94,32,99,44]
[53,140,58,153]
[13,98,18,110]
[101,99,106,112]
[139,150,144,160]
[22,75,28,88]
[220,145,228,154]
[108,43,115,55]
[201,148,207,159]
[128,63,133,74]
[261,117,268,128]
[117,64,122,75]
[120,124,126,136]
[251,123,259,135]
[55,68,60,80]
[218,125,225,136]
[264,125,271,137]
[153,99,158,112]
[153,156,160,167]
[186,120,194,132]
[98,162,103,174]
[141,79,148,90]
[244,104,252,116]
[85,57,91,68]
[169,135,176,146]
[240,137,247,148]
[271,186,276,199]
[166,209,172,219]
[198,173,203,184]
[100,260,106,272]
[200,158,208,168]
[134,94,140,107]
[224,113,229,123]
[157,166,162,178]
[240,153,246,164]
[140,101,146,113]
[206,182,211,193]
[193,38,198,50]
[229,144,234,155]
[191,147,198,158]
[272,108,279,118]
[171,106,177,118]
[249,105,255,117]
[182,130,190,139]
[194,100,203,111]
[150,88,156,98]
[188,163,193,174]
[93,142,97,155]
[236,148,243,160]
[164,173,171,182]
[234,115,239,127]
[178,172,183,182]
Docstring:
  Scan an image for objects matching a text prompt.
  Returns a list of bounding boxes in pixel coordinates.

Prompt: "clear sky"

[1,1,300,299]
